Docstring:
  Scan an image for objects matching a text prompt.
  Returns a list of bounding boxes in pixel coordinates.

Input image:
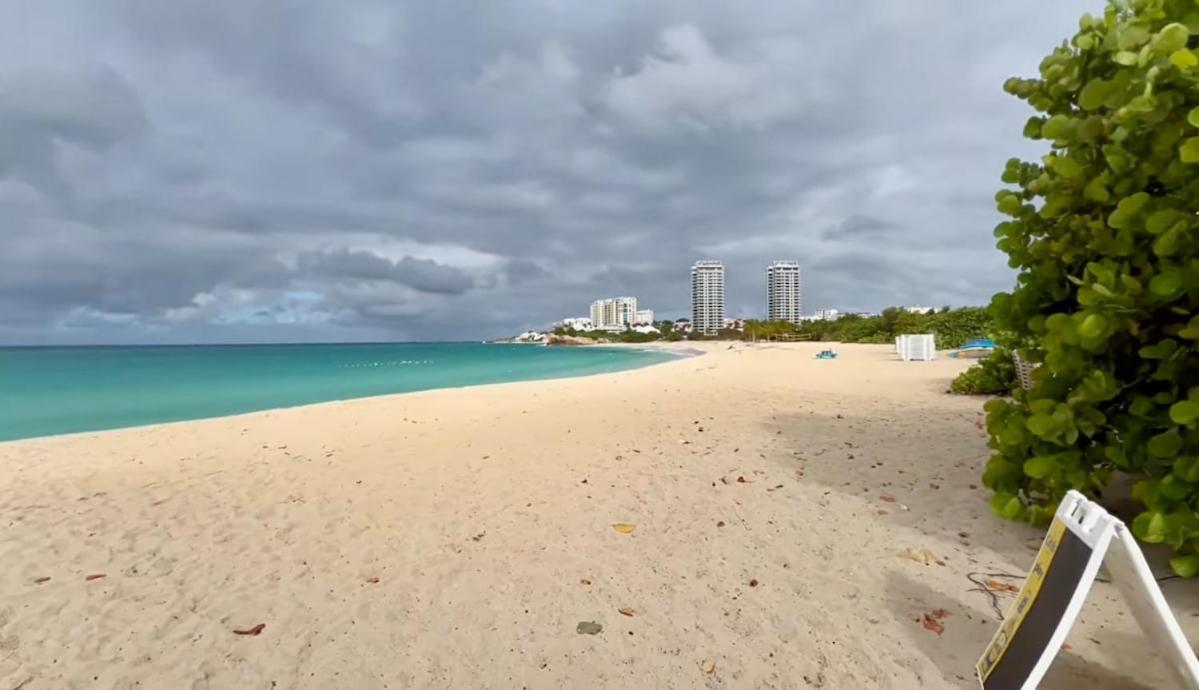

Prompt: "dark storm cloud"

[297,249,474,295]
[0,0,1097,343]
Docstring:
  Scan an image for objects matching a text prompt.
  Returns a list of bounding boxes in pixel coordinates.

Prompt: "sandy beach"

[1,342,1194,689]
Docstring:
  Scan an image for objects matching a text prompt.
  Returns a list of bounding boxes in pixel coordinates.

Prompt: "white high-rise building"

[691,260,726,335]
[766,261,802,324]
[634,309,654,326]
[590,297,639,331]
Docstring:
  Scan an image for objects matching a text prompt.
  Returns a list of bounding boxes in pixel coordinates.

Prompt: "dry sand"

[1,342,1194,689]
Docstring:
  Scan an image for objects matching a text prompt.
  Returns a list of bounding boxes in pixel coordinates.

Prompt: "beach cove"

[1,342,1194,688]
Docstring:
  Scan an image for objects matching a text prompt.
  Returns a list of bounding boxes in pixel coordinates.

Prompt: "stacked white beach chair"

[896,334,936,361]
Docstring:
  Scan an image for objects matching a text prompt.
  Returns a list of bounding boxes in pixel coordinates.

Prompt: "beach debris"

[958,531,971,539]
[921,610,949,636]
[879,494,897,503]
[32,576,51,584]
[618,607,636,617]
[748,578,759,588]
[702,659,717,674]
[576,621,603,635]
[233,623,266,636]
[580,578,592,586]
[84,573,107,581]
[736,475,750,483]
[716,520,726,527]
[985,578,1020,594]
[472,532,485,542]
[366,576,380,584]
[878,510,889,516]
[612,523,636,534]
[897,548,938,566]
[766,484,784,492]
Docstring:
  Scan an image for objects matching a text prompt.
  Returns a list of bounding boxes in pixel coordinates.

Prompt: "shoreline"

[2,342,1192,688]
[0,343,695,447]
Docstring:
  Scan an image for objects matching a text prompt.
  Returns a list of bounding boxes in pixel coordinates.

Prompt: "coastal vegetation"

[553,306,994,349]
[981,0,1199,575]
[948,349,1018,395]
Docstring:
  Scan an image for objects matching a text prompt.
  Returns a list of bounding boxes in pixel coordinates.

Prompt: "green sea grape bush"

[983,0,1199,575]
[950,349,1018,395]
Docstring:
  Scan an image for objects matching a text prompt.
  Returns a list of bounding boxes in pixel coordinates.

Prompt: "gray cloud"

[297,249,474,295]
[0,0,1096,344]
[821,215,901,241]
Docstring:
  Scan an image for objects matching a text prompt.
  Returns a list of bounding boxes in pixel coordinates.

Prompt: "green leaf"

[1189,107,1199,128]
[1083,176,1110,202]
[1078,313,1106,338]
[1000,496,1024,520]
[1149,270,1183,299]
[1171,49,1199,69]
[1157,23,1191,54]
[1170,555,1199,578]
[1149,430,1183,459]
[1024,456,1057,479]
[1180,316,1199,340]
[1170,400,1199,425]
[1131,512,1154,540]
[1182,137,1199,164]
[1145,512,1167,543]
[1146,210,1180,234]
[1119,192,1149,216]
[997,193,1023,216]
[1027,414,1057,439]
[1174,456,1199,483]
[1154,227,1184,258]
[1114,50,1139,65]
[1078,79,1110,110]
[1041,115,1074,141]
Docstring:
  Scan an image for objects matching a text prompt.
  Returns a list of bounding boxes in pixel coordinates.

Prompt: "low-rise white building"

[634,309,654,326]
[631,324,659,334]
[557,317,593,331]
[801,308,841,322]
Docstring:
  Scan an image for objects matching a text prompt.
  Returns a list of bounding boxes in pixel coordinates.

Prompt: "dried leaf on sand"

[701,659,716,674]
[897,548,937,566]
[618,607,635,617]
[984,578,1020,594]
[233,623,266,636]
[612,523,636,534]
[921,615,945,636]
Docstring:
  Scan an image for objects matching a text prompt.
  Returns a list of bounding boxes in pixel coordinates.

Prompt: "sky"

[1,0,1096,344]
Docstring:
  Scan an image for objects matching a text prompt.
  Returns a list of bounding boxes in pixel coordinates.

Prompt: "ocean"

[0,342,675,442]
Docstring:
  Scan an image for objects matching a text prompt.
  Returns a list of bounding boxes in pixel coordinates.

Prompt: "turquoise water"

[0,343,674,442]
